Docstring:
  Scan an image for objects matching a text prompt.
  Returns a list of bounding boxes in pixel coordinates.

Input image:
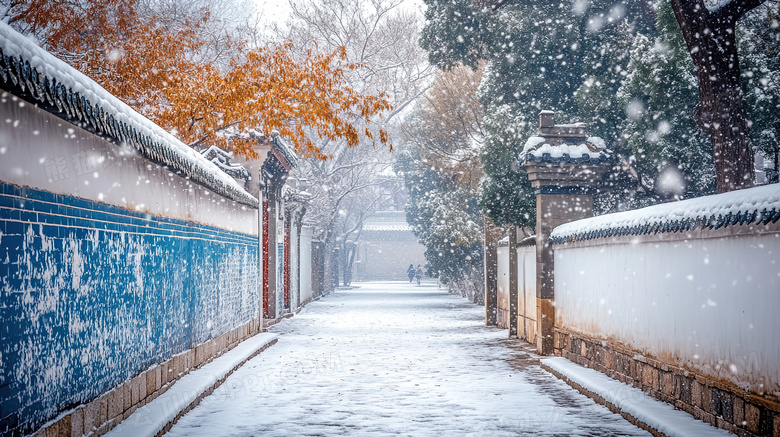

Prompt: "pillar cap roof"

[520,135,612,164]
[520,111,613,165]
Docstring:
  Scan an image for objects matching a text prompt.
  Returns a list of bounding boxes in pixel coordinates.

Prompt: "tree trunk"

[337,242,352,287]
[343,241,355,286]
[670,0,763,192]
[332,246,341,288]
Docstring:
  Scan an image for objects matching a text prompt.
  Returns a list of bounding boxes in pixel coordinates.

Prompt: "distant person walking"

[407,264,416,283]
[415,264,423,285]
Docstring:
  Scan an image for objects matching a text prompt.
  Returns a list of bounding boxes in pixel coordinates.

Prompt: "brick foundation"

[554,328,780,437]
[33,318,265,437]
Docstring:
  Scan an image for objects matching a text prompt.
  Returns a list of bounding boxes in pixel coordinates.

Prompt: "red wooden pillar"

[262,197,270,317]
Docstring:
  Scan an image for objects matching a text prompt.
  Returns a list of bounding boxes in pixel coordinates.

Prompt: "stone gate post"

[520,110,612,355]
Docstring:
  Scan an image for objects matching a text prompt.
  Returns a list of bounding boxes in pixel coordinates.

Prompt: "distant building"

[353,210,426,281]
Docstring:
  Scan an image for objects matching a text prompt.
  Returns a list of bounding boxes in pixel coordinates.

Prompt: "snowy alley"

[164,282,649,436]
[3,0,780,435]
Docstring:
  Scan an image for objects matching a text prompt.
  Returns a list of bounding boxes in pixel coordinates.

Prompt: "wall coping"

[552,220,780,250]
[551,184,780,245]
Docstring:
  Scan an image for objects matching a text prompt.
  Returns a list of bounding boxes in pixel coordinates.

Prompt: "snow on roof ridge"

[273,134,298,167]
[363,224,412,231]
[551,183,780,244]
[519,136,612,164]
[0,22,258,207]
[200,145,251,181]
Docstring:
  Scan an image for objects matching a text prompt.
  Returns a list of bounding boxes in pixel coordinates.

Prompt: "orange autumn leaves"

[177,44,392,159]
[10,0,391,159]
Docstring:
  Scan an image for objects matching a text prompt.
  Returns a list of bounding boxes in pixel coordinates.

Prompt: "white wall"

[517,245,536,342]
[290,222,300,309]
[496,245,510,328]
[554,232,780,397]
[496,243,536,338]
[299,226,313,303]
[0,96,258,235]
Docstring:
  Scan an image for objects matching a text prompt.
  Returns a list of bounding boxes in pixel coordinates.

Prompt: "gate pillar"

[521,111,612,355]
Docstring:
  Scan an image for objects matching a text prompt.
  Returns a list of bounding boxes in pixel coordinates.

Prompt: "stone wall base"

[554,328,780,437]
[34,318,264,437]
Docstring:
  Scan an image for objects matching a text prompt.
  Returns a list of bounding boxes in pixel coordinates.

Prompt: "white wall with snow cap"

[299,226,313,303]
[496,245,510,329]
[0,21,258,211]
[552,188,780,399]
[0,96,258,235]
[551,183,780,243]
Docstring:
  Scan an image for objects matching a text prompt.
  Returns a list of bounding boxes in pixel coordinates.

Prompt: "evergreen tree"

[617,0,780,201]
[393,66,485,297]
[477,101,536,228]
[421,0,655,228]
[574,21,640,151]
[394,141,484,288]
[668,0,771,192]
[618,0,715,202]
[740,4,780,182]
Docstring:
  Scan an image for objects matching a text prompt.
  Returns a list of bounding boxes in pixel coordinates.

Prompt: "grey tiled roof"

[550,184,780,244]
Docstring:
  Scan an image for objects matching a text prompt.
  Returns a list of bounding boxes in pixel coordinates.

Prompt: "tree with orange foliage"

[3,0,391,159]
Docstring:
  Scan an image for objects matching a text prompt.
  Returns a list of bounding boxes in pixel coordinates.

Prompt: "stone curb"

[541,361,667,436]
[107,333,278,437]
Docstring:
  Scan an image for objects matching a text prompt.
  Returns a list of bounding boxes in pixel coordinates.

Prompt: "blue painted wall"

[0,183,260,434]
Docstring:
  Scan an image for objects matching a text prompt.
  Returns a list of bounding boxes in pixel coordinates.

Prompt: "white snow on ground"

[542,357,733,437]
[166,282,649,436]
[106,333,278,437]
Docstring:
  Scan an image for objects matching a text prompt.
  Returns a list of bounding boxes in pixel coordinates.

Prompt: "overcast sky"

[253,0,425,28]
[254,0,292,25]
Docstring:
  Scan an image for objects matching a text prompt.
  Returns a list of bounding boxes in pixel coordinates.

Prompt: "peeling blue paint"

[0,182,260,435]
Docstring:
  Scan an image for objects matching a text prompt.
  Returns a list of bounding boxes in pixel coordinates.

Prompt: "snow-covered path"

[166,282,649,436]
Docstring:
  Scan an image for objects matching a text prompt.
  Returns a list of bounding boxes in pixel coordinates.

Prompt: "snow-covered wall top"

[0,22,258,207]
[551,183,780,244]
[519,135,611,164]
[362,224,412,231]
